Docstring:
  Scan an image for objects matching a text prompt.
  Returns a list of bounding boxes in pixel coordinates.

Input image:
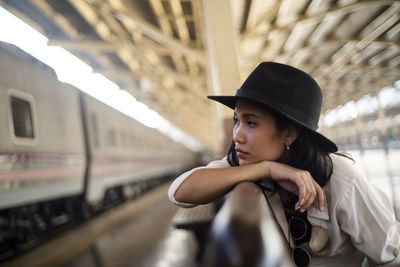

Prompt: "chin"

[238,158,255,166]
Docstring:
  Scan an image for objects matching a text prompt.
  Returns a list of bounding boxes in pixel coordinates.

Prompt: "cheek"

[255,132,284,159]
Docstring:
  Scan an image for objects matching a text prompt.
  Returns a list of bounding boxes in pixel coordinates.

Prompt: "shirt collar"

[307,188,330,222]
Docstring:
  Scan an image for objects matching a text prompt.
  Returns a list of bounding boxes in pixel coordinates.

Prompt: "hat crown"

[237,62,322,130]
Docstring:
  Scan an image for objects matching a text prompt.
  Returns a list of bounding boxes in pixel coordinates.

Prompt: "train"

[0,41,198,260]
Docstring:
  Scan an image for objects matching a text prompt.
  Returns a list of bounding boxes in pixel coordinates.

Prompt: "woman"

[168,62,400,266]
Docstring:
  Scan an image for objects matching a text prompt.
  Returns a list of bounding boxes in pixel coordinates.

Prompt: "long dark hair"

[227,105,334,187]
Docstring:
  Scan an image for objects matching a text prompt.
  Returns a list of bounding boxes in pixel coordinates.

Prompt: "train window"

[10,96,34,138]
[106,128,117,147]
[120,130,128,147]
[130,133,136,147]
[137,135,144,149]
[90,113,100,147]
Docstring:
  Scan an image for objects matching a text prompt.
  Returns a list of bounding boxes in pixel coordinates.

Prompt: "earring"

[286,144,290,150]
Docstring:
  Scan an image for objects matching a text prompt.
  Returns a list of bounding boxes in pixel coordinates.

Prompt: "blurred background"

[0,0,399,266]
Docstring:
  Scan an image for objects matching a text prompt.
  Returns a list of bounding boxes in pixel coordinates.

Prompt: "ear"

[282,125,299,146]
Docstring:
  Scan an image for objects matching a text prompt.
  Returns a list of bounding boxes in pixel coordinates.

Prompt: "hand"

[267,162,325,212]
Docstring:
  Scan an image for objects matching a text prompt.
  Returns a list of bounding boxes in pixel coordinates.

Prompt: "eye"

[233,115,239,124]
[247,120,257,127]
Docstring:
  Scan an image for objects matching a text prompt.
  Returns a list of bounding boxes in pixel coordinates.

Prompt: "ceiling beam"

[314,3,399,79]
[148,0,188,77]
[0,0,45,35]
[258,0,397,63]
[48,38,173,55]
[29,0,80,39]
[240,1,282,41]
[276,0,396,31]
[113,8,206,66]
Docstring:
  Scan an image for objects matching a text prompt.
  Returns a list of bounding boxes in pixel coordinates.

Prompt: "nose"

[233,123,245,144]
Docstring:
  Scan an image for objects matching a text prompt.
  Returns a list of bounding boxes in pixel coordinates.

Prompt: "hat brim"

[207,95,338,153]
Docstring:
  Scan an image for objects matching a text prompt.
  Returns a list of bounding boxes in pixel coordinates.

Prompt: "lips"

[235,148,249,158]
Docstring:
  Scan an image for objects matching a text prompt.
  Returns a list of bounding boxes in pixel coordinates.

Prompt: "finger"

[294,175,306,209]
[299,173,313,205]
[300,174,316,212]
[313,180,325,211]
[301,194,315,211]
[300,183,316,212]
[307,178,323,210]
[300,192,316,212]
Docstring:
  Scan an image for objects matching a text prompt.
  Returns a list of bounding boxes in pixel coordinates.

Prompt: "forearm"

[174,161,270,204]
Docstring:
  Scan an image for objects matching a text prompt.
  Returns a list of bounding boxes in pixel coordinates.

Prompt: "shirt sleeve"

[167,157,230,208]
[337,171,400,266]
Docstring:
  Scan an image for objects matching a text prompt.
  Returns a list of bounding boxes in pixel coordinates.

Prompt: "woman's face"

[233,100,292,165]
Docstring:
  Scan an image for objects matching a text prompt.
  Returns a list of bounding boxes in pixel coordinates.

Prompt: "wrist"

[260,160,272,178]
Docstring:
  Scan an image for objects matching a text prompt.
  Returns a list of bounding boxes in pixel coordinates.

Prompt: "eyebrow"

[234,112,260,119]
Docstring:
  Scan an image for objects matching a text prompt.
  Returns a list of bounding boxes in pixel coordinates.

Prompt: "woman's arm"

[173,160,325,212]
[174,161,269,204]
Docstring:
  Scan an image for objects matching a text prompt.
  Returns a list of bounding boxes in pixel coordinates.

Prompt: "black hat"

[208,62,338,153]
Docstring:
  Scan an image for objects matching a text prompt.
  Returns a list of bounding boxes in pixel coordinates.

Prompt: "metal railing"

[203,181,294,267]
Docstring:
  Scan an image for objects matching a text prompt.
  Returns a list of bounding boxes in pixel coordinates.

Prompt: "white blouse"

[168,153,400,266]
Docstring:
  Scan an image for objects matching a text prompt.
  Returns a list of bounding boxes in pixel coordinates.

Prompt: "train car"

[0,41,198,259]
[82,93,198,209]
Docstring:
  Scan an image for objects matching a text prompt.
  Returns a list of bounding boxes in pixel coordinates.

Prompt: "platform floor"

[61,187,198,267]
[1,184,198,267]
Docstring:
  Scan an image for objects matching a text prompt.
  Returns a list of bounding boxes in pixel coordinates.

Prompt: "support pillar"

[202,0,240,155]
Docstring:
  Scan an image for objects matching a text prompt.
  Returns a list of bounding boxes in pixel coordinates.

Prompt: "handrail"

[203,181,294,267]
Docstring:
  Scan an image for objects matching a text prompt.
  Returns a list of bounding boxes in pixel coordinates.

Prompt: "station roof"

[1,0,399,153]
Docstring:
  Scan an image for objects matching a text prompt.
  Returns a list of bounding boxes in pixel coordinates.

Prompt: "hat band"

[235,88,319,130]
